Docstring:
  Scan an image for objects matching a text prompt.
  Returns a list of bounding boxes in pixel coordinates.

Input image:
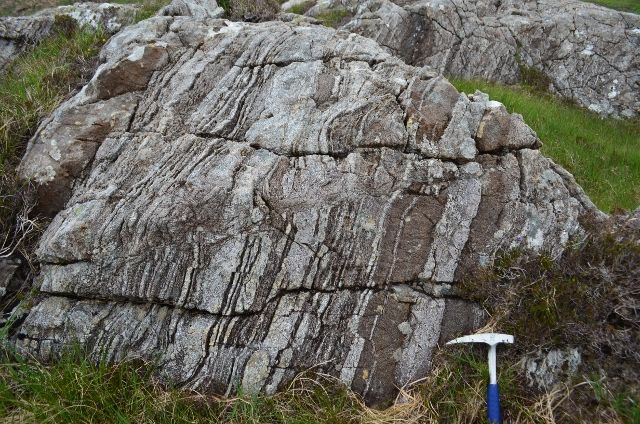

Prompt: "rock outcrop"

[17,2,600,404]
[288,0,640,118]
[0,257,22,303]
[159,0,225,19]
[523,348,581,390]
[0,2,137,74]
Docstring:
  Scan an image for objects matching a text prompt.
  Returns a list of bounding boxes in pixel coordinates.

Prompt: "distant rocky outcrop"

[284,0,640,119]
[159,0,224,18]
[16,0,601,405]
[0,2,138,74]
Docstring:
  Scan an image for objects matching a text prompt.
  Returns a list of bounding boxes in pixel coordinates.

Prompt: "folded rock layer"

[17,11,599,404]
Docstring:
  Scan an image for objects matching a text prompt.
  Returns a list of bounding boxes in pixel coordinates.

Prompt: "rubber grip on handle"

[487,383,501,424]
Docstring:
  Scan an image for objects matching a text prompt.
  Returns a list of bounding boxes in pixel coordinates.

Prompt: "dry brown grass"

[220,0,281,21]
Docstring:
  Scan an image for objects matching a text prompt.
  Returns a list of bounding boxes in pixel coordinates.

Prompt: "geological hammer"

[446,333,514,424]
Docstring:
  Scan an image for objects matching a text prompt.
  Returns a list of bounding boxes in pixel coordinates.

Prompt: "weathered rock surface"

[159,0,225,19]
[17,4,600,404]
[0,257,21,300]
[292,0,640,118]
[0,257,28,329]
[523,348,581,390]
[0,2,137,74]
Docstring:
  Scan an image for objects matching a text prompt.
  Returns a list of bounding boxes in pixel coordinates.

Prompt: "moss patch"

[517,63,552,93]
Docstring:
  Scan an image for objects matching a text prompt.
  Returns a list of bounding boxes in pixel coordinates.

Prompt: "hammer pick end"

[446,333,514,346]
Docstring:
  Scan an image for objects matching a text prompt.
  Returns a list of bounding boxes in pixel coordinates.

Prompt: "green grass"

[586,0,640,14]
[0,348,220,422]
[218,0,231,12]
[0,346,363,423]
[315,8,352,28]
[450,79,640,212]
[590,378,640,424]
[1,344,634,423]
[287,1,315,15]
[0,341,512,423]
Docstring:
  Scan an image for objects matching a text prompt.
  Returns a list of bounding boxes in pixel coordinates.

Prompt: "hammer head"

[446,333,514,347]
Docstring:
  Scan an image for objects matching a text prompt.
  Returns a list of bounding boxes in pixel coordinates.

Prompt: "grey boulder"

[159,0,225,18]
[17,10,600,404]
[523,348,582,390]
[313,0,640,119]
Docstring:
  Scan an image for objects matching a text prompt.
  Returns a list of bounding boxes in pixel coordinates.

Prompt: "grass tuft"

[218,0,231,13]
[586,0,640,14]
[450,79,640,212]
[98,0,171,22]
[0,345,366,423]
[315,7,352,28]
[288,1,316,15]
[1,347,217,423]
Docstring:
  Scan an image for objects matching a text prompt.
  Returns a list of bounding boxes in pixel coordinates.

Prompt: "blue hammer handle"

[487,383,501,423]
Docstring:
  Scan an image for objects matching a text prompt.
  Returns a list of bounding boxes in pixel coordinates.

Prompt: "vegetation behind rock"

[0,0,638,422]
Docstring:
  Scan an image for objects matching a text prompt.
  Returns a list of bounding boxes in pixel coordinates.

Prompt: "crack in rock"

[16,0,602,405]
